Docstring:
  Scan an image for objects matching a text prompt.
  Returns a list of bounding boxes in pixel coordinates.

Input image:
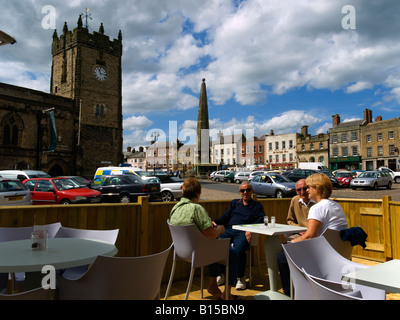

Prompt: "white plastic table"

[0,238,118,273]
[344,259,400,293]
[233,223,307,299]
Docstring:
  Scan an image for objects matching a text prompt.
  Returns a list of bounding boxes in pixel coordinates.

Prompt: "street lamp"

[151,131,160,173]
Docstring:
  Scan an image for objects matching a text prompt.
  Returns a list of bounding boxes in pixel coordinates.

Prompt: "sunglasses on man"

[239,188,253,193]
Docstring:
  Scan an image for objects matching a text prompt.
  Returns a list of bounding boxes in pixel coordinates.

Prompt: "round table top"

[0,238,118,273]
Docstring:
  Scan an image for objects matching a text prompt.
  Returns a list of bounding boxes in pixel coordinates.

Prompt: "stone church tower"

[50,16,123,176]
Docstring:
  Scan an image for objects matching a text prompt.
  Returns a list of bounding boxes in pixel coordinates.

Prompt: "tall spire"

[196,78,210,164]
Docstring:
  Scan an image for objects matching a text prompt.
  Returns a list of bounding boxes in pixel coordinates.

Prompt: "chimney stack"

[127,146,132,152]
[301,125,309,137]
[376,115,382,122]
[270,130,275,136]
[364,108,372,124]
[332,114,341,127]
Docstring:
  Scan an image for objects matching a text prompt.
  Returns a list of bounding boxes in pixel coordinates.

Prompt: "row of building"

[124,108,400,173]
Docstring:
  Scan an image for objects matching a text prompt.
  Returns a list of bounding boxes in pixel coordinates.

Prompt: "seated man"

[287,179,315,227]
[208,182,266,299]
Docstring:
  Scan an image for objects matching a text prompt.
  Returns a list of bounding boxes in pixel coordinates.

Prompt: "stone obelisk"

[196,78,210,165]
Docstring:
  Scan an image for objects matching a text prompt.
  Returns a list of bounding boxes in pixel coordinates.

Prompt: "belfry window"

[95,104,104,117]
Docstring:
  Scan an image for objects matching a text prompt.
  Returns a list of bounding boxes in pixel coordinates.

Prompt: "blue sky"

[1,0,400,151]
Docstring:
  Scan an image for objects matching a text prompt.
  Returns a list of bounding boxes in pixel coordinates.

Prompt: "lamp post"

[151,131,160,173]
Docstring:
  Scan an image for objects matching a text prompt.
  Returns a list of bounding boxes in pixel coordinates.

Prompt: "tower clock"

[50,16,123,177]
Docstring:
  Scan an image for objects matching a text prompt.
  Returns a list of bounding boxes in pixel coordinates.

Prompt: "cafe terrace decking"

[1,195,399,299]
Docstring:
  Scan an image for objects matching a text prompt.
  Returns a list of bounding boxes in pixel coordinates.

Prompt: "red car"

[335,171,355,188]
[23,177,102,205]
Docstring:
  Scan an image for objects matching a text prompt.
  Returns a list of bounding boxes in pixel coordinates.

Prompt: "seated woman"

[278,173,348,295]
[291,173,348,242]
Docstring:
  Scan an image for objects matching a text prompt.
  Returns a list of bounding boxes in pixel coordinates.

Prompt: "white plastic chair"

[282,237,385,300]
[59,244,172,300]
[164,220,230,300]
[302,268,363,300]
[322,228,353,260]
[248,233,261,287]
[0,287,51,300]
[55,226,119,280]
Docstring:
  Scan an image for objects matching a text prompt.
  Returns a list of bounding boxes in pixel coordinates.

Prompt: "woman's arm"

[291,219,322,242]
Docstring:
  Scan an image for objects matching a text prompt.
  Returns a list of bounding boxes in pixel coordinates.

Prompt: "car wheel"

[373,183,378,190]
[60,199,71,205]
[215,178,220,182]
[395,177,400,184]
[235,179,241,184]
[351,187,356,190]
[276,190,284,198]
[119,195,130,203]
[161,191,174,202]
[387,181,392,189]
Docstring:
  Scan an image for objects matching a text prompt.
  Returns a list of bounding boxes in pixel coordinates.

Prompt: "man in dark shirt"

[208,181,265,299]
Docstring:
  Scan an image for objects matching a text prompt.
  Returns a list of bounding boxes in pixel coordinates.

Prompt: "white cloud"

[123,116,153,130]
[346,81,374,94]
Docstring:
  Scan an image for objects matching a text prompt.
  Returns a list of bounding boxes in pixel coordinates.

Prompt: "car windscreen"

[0,180,27,192]
[52,178,81,190]
[270,174,292,183]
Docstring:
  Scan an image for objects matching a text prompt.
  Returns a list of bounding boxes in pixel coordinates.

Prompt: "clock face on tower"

[94,66,107,81]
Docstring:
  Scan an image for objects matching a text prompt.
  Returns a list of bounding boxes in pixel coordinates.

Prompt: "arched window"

[3,115,20,146]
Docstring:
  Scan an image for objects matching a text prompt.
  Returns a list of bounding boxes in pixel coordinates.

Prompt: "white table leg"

[263,235,282,291]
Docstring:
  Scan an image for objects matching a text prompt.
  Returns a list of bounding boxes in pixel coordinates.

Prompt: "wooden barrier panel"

[1,195,399,281]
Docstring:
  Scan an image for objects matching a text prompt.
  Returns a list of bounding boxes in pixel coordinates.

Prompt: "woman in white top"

[291,173,348,242]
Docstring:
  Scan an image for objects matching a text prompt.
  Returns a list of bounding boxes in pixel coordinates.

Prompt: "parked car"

[23,177,102,205]
[319,169,340,188]
[378,167,400,184]
[334,171,355,187]
[350,171,392,190]
[209,171,217,180]
[250,173,297,198]
[223,171,237,183]
[0,170,50,181]
[283,169,318,182]
[90,175,160,203]
[233,171,251,184]
[155,175,183,202]
[212,170,231,182]
[0,178,32,206]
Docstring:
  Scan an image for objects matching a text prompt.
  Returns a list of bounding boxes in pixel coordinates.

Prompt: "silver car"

[0,179,32,206]
[350,170,392,190]
[250,173,296,198]
[233,171,251,184]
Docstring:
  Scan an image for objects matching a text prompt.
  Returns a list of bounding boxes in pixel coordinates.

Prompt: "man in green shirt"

[170,178,225,240]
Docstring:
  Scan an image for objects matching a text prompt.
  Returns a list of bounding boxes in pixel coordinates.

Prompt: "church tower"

[50,16,123,176]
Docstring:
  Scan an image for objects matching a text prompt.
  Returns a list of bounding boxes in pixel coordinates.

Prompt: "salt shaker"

[271,216,276,228]
[264,216,269,227]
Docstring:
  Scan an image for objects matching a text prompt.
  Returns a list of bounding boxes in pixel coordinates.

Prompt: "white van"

[298,162,327,170]
[0,170,50,181]
[94,167,145,179]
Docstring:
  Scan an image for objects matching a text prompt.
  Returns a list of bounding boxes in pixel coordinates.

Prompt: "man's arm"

[203,225,225,239]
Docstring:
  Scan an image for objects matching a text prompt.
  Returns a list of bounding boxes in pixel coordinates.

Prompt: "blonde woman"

[279,173,349,295]
[291,173,348,242]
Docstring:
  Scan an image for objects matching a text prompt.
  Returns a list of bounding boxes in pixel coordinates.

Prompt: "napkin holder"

[31,225,48,250]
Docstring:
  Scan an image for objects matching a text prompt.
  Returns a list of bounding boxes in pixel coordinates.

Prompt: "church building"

[0,16,123,178]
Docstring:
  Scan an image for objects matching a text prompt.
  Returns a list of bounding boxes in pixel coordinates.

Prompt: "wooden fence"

[1,195,399,282]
